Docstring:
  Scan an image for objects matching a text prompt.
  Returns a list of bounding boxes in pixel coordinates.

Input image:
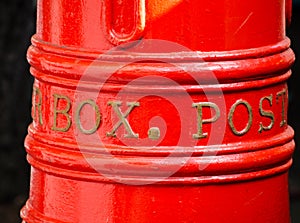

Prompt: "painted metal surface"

[21,0,295,222]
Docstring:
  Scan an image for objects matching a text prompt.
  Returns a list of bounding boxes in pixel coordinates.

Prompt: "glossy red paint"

[21,0,295,222]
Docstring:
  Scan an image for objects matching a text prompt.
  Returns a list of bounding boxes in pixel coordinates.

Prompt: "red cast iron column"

[21,0,295,222]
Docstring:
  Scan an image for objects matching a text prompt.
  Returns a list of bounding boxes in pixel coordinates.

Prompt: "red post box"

[21,0,295,222]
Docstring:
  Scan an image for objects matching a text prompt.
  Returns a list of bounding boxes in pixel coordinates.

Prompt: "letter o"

[75,99,101,135]
[228,99,253,136]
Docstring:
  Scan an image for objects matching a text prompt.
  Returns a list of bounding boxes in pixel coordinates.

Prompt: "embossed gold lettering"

[276,88,287,127]
[51,94,72,132]
[259,95,275,133]
[75,99,101,135]
[192,102,220,139]
[107,101,140,138]
[32,87,43,125]
[228,99,252,136]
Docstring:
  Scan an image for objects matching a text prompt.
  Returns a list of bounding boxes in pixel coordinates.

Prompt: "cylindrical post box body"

[21,0,295,222]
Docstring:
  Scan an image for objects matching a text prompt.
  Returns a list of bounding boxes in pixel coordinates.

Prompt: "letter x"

[106,101,140,138]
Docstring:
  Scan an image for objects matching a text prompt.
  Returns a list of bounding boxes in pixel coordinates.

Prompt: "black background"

[0,1,299,222]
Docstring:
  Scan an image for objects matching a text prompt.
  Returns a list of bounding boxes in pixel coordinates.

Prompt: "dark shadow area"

[0,0,34,222]
[288,3,300,223]
[0,1,299,223]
